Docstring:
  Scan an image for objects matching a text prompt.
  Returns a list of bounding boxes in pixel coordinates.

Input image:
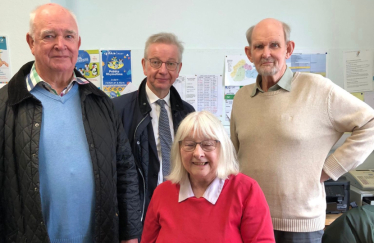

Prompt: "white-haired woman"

[141,111,274,243]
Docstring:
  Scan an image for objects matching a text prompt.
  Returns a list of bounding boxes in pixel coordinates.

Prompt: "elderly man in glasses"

[113,32,195,225]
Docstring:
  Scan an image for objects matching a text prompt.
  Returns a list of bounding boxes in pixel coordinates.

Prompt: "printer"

[324,178,350,214]
[345,170,374,206]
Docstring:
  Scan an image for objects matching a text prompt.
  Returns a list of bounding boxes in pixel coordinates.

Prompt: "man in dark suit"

[113,32,195,223]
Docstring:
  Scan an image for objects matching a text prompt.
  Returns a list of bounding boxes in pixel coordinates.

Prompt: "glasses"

[146,58,180,71]
[179,140,219,152]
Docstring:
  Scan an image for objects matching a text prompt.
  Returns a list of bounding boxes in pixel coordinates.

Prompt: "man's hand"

[121,239,138,243]
[320,170,330,183]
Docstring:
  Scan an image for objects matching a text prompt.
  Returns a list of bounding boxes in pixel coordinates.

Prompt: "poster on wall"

[287,52,327,77]
[224,86,242,124]
[225,55,257,86]
[76,49,101,88]
[225,52,327,87]
[101,50,132,98]
[0,36,11,84]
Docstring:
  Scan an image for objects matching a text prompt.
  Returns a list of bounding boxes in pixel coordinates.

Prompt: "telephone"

[345,170,374,191]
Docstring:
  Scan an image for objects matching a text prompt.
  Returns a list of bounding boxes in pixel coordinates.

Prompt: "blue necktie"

[156,99,172,181]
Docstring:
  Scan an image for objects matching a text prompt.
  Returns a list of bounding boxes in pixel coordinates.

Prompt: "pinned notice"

[344,50,373,92]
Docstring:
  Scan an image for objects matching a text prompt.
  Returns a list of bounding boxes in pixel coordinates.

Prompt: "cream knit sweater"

[230,72,374,232]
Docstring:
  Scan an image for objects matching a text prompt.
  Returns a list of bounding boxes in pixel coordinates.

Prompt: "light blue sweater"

[31,84,95,243]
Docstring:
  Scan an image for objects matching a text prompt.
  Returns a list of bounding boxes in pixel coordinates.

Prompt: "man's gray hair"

[167,111,239,184]
[28,4,79,39]
[144,32,184,62]
[246,20,291,45]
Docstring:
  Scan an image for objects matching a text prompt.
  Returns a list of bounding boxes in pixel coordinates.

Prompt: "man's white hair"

[28,4,79,39]
[246,19,291,46]
[144,32,184,62]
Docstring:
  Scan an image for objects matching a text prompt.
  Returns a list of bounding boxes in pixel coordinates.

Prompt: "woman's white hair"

[167,111,239,184]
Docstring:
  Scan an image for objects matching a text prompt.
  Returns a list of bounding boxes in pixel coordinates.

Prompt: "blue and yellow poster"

[101,50,132,98]
[77,49,101,88]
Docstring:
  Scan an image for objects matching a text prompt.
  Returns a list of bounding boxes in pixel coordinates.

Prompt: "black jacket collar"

[8,61,34,106]
[8,61,105,106]
[137,77,185,115]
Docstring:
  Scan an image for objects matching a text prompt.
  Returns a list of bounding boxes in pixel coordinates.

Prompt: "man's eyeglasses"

[146,58,180,71]
[179,140,219,152]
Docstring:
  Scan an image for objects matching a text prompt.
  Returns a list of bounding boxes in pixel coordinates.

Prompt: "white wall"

[52,0,374,90]
[0,0,50,75]
[13,0,374,169]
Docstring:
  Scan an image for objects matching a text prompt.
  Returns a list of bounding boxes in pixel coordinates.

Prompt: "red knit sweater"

[141,173,275,243]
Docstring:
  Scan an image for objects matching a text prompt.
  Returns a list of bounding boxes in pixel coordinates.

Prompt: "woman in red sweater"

[141,111,275,243]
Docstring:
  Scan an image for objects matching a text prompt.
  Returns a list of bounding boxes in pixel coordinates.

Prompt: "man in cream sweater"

[230,18,374,243]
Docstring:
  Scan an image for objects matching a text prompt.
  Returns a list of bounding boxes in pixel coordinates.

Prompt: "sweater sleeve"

[140,188,161,243]
[324,84,374,180]
[240,180,275,243]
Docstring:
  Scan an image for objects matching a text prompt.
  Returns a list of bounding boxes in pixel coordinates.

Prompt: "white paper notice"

[173,75,223,118]
[173,76,186,99]
[344,50,373,92]
[185,75,198,109]
[173,75,198,108]
[196,75,223,117]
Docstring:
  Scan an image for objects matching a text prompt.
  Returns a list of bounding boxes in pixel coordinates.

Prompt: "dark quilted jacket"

[0,62,142,242]
[112,78,195,223]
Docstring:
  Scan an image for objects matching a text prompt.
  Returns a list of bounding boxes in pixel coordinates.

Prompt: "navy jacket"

[113,78,195,222]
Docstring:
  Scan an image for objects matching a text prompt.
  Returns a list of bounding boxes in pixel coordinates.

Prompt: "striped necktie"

[156,99,172,181]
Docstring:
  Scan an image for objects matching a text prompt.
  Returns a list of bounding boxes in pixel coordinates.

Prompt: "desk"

[325,213,342,226]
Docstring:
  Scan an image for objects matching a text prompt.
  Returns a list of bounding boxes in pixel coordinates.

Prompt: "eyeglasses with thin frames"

[179,140,219,152]
[146,58,180,71]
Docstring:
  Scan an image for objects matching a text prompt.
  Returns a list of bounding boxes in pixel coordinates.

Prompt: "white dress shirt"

[145,84,175,185]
